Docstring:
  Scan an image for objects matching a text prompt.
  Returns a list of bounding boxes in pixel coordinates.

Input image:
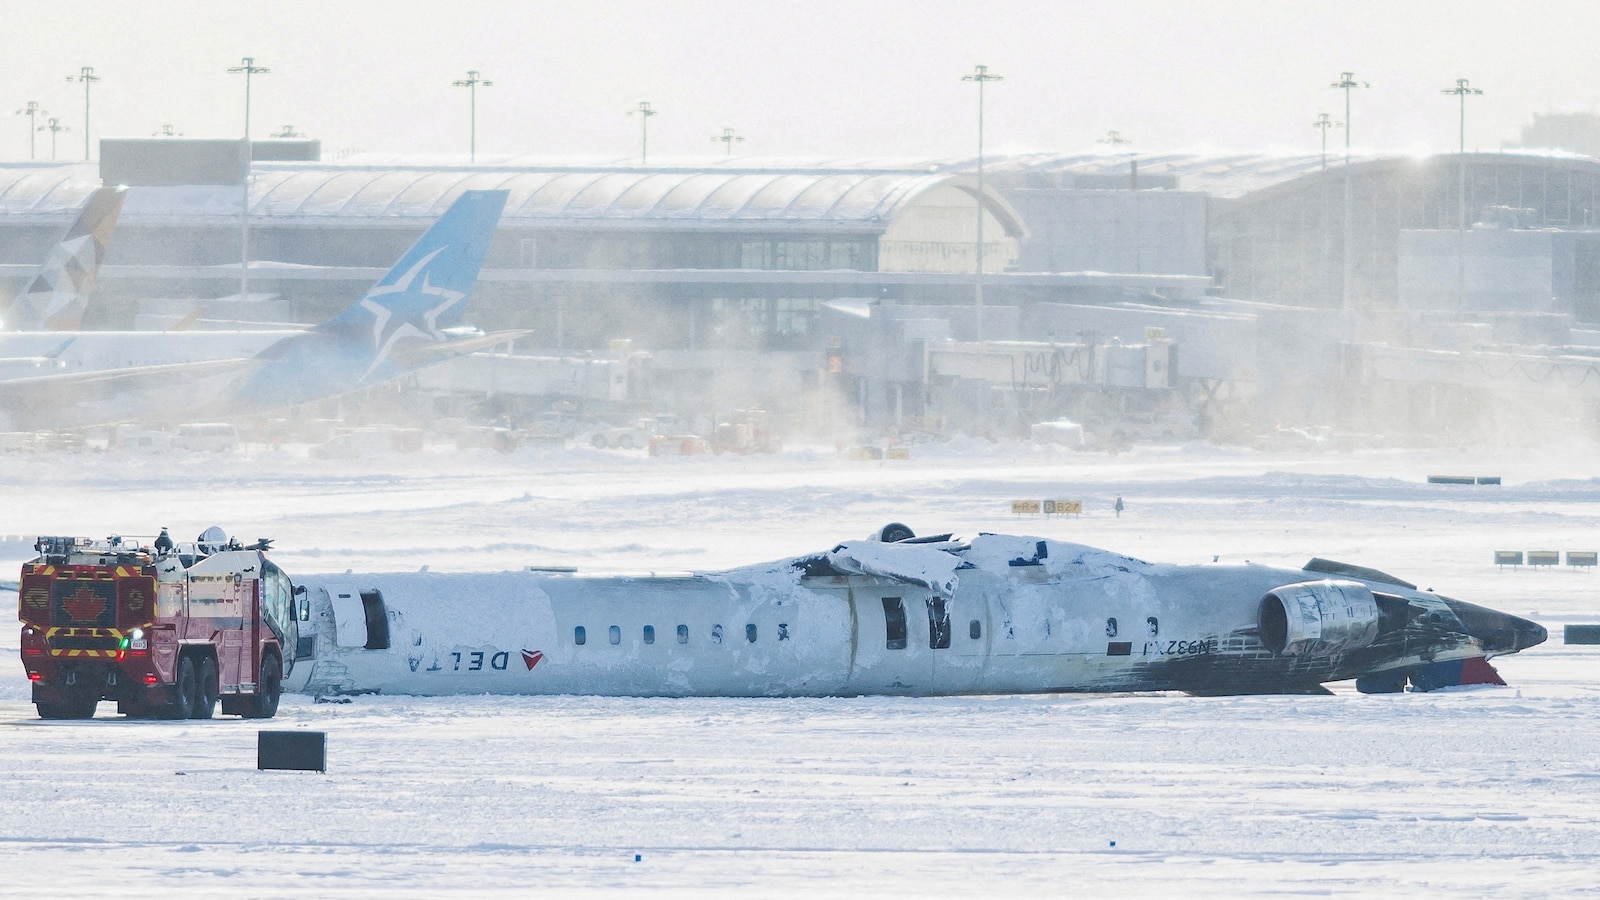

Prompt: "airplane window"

[609,625,621,645]
[926,597,951,649]
[677,624,688,644]
[712,625,724,644]
[1147,616,1159,637]
[1106,617,1118,637]
[970,619,982,640]
[643,625,655,644]
[778,623,790,641]
[746,623,757,643]
[574,626,587,646]
[882,597,907,650]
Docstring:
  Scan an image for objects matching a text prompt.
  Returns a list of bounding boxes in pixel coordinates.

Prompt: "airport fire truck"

[18,529,298,720]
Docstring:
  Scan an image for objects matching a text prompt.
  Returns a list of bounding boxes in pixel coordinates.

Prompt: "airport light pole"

[41,118,68,161]
[228,57,270,302]
[712,127,744,155]
[962,64,1002,342]
[1099,131,1142,271]
[15,101,45,160]
[1443,78,1483,310]
[629,101,657,164]
[1313,113,1339,172]
[66,67,99,161]
[452,70,492,162]
[1330,71,1367,311]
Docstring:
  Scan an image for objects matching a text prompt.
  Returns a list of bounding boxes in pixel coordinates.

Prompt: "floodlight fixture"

[15,101,45,159]
[629,101,658,164]
[227,57,271,302]
[40,117,69,161]
[961,64,1003,341]
[66,67,100,161]
[452,70,493,162]
[712,127,744,155]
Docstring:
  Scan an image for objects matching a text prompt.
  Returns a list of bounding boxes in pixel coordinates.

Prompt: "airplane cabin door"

[846,586,933,694]
[930,593,987,693]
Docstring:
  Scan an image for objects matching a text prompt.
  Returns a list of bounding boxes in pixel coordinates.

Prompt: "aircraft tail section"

[4,185,128,331]
[313,189,508,345]
[238,189,510,410]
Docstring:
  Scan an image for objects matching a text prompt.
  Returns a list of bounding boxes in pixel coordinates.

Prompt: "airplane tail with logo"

[240,189,512,409]
[3,185,128,331]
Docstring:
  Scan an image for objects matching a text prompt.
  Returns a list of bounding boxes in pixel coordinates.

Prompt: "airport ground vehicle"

[18,530,297,719]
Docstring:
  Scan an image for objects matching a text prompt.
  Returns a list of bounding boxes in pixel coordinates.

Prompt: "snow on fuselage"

[284,534,1544,698]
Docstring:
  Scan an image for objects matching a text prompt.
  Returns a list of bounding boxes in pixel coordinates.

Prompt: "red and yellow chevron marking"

[44,627,125,658]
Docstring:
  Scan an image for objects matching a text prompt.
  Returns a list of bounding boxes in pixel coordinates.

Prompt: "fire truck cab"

[18,529,297,720]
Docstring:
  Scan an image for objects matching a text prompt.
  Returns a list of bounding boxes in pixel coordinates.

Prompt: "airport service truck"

[18,531,299,720]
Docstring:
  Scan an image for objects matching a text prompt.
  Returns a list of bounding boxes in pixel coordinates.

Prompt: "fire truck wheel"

[244,655,282,719]
[170,657,198,720]
[591,434,608,449]
[192,657,218,719]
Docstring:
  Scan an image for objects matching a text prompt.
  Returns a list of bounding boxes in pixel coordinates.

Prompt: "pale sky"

[3,0,1596,164]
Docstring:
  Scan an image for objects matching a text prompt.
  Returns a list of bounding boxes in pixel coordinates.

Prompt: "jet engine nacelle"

[1258,579,1380,656]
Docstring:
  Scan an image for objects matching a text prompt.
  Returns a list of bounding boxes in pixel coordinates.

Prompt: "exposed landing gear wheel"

[591,434,609,449]
[618,434,635,450]
[192,657,218,719]
[244,655,282,719]
[169,656,197,719]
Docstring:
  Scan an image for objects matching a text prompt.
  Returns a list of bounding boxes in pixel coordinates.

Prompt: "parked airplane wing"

[387,328,536,371]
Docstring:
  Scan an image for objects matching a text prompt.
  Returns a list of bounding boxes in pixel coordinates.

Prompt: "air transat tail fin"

[238,189,510,410]
[3,185,128,331]
[310,189,509,344]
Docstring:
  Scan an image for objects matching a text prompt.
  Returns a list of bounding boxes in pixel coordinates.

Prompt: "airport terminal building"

[5,140,1600,441]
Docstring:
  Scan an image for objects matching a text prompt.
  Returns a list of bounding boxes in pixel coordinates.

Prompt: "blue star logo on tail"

[357,247,465,380]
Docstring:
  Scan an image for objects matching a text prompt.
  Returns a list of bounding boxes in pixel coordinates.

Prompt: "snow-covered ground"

[3,440,1599,896]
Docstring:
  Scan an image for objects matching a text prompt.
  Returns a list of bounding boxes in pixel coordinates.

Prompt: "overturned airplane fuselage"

[285,532,1546,698]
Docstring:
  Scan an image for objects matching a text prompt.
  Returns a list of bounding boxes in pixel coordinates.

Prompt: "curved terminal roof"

[0,160,1025,236]
[4,150,1596,229]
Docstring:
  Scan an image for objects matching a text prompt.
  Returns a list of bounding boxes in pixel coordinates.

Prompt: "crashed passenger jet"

[283,526,1546,698]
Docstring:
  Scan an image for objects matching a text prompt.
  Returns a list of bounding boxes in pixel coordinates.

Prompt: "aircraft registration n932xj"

[284,526,1547,698]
